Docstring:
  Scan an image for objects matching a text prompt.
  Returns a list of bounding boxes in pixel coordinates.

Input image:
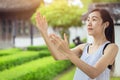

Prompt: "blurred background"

[0,0,120,80]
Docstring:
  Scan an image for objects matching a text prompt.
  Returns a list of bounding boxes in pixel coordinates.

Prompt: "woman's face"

[86,11,104,36]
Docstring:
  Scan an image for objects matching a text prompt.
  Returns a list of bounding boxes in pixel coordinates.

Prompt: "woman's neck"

[92,35,108,46]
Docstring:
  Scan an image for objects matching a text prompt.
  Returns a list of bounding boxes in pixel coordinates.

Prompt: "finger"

[36,12,44,23]
[36,12,41,20]
[49,34,57,44]
[53,34,62,42]
[49,34,56,38]
[36,12,42,26]
[43,16,48,26]
[64,33,68,44]
[48,34,55,45]
[49,34,55,41]
[36,12,42,19]
[36,12,47,30]
[51,34,62,44]
[48,34,52,37]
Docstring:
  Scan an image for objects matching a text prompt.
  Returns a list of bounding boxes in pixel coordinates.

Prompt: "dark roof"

[0,0,41,19]
[82,3,120,23]
[0,0,41,12]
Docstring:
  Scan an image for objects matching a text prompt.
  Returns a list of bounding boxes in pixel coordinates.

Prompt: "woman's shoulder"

[108,43,119,49]
[104,43,119,54]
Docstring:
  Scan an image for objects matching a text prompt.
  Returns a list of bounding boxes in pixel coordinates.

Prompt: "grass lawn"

[56,66,120,80]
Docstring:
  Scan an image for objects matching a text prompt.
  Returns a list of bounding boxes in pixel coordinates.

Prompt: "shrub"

[0,48,22,56]
[0,50,50,71]
[0,57,72,80]
[69,44,75,48]
[27,45,48,51]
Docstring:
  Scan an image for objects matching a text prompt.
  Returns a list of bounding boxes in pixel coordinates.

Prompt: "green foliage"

[111,77,120,80]
[58,67,76,80]
[0,48,22,56]
[69,44,75,48]
[81,38,87,43]
[31,0,82,29]
[27,45,48,51]
[0,51,50,71]
[31,1,84,41]
[0,57,72,80]
[81,0,92,12]
[92,0,120,3]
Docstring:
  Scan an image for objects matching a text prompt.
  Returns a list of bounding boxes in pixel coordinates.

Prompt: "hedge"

[0,56,72,80]
[27,44,75,51]
[27,45,48,51]
[0,48,22,56]
[0,50,50,71]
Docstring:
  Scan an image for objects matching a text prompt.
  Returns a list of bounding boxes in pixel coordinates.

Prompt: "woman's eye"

[93,19,97,21]
[87,19,90,22]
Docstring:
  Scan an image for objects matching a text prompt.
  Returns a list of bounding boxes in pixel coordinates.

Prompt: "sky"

[43,0,83,8]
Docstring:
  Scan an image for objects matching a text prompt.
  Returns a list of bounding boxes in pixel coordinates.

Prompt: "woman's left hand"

[49,33,71,56]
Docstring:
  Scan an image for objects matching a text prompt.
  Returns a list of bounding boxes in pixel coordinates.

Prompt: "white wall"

[113,26,120,77]
[15,26,87,47]
[69,26,87,43]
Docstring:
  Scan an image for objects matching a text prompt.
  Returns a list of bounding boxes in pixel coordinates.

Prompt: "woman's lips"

[88,28,93,30]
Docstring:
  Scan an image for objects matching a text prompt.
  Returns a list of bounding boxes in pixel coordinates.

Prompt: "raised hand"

[49,33,70,56]
[36,12,48,34]
[35,12,69,60]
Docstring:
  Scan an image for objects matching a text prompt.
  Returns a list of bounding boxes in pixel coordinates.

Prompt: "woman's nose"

[86,20,92,26]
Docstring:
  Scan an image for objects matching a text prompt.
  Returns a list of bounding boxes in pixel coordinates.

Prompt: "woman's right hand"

[36,12,48,34]
[35,12,68,60]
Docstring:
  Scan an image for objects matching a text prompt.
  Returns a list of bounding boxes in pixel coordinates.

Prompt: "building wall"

[0,19,38,49]
[0,19,13,49]
[14,26,87,47]
[113,26,120,77]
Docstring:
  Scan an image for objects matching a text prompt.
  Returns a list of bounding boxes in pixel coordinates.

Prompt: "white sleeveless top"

[73,41,111,80]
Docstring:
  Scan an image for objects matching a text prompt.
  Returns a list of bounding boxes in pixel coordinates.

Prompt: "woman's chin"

[88,32,93,36]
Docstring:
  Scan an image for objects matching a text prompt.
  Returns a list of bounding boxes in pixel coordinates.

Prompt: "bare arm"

[50,34,119,79]
[49,33,86,60]
[36,12,67,60]
[71,43,86,57]
[36,13,86,60]
[68,44,118,79]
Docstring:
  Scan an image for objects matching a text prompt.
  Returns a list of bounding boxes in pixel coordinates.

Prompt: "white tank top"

[73,41,111,80]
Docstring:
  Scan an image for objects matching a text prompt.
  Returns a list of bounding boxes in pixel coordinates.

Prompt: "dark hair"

[90,9,115,71]
[90,8,115,43]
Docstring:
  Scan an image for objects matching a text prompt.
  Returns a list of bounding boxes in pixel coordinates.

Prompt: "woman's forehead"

[88,11,101,18]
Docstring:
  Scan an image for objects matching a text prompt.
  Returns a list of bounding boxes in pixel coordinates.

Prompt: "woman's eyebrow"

[92,16,99,19]
[87,16,99,19]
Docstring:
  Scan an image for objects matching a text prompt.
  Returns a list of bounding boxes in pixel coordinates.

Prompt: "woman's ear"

[105,21,109,28]
[103,21,109,29]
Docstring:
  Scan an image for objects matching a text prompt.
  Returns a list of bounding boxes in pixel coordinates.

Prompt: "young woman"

[36,8,119,80]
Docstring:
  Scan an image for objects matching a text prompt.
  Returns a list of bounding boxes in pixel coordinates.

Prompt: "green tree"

[92,0,120,3]
[81,0,92,12]
[31,0,82,41]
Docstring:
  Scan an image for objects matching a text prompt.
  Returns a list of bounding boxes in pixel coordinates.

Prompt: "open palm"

[36,12,48,34]
[49,33,70,55]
